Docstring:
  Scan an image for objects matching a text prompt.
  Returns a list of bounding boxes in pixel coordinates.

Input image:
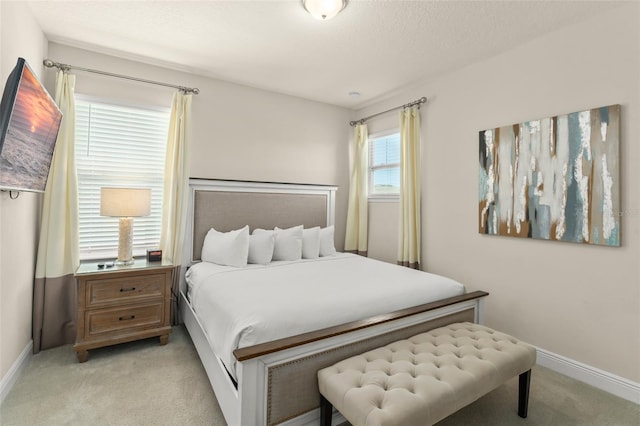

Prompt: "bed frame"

[180,179,488,426]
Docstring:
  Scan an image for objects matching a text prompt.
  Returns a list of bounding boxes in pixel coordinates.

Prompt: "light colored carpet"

[1,325,638,425]
[0,326,224,426]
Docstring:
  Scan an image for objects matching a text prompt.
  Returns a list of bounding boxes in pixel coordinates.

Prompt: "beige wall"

[0,2,47,381]
[366,201,398,263]
[2,13,351,386]
[361,4,640,382]
[45,44,352,251]
[3,0,637,390]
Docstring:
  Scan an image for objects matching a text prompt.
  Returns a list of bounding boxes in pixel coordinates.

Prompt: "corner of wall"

[0,0,46,386]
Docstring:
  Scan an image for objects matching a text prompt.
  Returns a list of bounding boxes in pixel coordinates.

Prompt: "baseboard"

[2,342,636,409]
[536,347,640,405]
[0,340,32,405]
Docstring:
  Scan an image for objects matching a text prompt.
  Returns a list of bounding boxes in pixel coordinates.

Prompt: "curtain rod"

[350,96,427,126]
[43,59,200,95]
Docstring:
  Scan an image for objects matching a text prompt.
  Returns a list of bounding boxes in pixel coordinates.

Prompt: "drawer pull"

[119,287,136,293]
[119,315,136,321]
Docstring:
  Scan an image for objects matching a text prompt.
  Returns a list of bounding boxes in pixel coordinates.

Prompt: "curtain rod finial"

[43,59,55,68]
[180,87,200,95]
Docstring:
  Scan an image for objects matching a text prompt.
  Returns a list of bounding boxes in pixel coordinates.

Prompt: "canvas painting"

[478,104,620,246]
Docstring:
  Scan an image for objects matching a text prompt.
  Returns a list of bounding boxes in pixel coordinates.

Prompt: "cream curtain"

[33,71,79,352]
[344,124,368,255]
[397,106,421,269]
[159,91,192,325]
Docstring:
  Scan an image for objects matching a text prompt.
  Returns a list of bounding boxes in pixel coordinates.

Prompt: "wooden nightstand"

[74,259,174,362]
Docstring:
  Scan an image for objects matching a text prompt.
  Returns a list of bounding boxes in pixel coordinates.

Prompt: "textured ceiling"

[26,0,625,109]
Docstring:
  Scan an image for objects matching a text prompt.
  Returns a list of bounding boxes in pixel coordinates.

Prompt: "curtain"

[33,71,79,353]
[344,124,368,255]
[397,106,421,269]
[159,91,192,325]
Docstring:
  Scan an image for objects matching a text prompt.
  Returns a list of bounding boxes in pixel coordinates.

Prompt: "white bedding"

[185,253,465,380]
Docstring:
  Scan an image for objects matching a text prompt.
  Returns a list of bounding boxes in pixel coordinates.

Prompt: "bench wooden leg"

[320,394,333,426]
[518,369,532,418]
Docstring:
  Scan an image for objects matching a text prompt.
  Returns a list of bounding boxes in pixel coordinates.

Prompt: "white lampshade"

[302,0,348,20]
[100,187,151,265]
[100,187,151,218]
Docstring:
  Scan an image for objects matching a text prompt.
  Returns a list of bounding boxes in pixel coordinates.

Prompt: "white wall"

[360,3,640,383]
[0,1,47,382]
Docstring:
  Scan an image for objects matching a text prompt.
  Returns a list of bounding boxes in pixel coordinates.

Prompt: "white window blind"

[369,132,400,197]
[75,98,170,260]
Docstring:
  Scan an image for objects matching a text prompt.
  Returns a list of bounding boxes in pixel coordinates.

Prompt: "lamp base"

[115,258,135,266]
[117,217,134,265]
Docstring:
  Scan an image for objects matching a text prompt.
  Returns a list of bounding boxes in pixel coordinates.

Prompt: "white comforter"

[185,253,465,380]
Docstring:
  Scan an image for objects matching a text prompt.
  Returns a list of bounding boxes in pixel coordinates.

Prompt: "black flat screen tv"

[0,57,62,193]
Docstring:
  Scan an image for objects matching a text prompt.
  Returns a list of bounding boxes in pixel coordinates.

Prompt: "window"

[75,98,170,260]
[368,132,400,197]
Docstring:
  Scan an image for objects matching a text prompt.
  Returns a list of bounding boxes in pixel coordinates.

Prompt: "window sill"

[79,249,153,262]
[368,195,399,203]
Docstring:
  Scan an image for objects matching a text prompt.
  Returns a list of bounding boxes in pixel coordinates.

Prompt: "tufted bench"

[317,322,536,426]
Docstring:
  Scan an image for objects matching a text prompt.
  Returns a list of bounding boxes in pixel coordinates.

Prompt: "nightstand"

[74,259,174,362]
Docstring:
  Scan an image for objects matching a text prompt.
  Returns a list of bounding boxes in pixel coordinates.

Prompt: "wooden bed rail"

[233,290,489,361]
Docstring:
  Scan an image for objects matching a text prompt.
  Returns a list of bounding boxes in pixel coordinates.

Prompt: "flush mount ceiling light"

[302,0,348,20]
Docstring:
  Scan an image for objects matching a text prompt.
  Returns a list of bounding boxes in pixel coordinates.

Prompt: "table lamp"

[100,187,151,265]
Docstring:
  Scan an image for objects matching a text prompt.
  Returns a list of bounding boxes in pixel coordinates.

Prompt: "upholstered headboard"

[184,179,337,264]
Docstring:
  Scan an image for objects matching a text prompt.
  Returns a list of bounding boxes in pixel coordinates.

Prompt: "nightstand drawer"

[86,303,163,338]
[86,273,166,306]
[74,260,173,362]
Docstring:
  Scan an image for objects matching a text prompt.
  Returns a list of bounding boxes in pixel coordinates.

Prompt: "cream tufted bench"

[317,322,536,426]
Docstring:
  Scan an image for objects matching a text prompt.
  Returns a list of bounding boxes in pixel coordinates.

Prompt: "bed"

[180,179,488,426]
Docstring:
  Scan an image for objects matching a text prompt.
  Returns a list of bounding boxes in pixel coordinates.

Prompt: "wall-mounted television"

[0,57,62,193]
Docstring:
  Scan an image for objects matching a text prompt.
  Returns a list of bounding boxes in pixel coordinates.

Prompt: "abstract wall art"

[479,104,620,246]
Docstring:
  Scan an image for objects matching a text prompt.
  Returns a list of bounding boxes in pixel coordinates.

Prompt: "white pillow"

[248,232,275,265]
[201,226,249,267]
[302,227,320,259]
[264,225,303,261]
[319,225,336,257]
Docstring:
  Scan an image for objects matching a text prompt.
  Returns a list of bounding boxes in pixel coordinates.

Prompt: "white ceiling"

[26,0,624,109]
